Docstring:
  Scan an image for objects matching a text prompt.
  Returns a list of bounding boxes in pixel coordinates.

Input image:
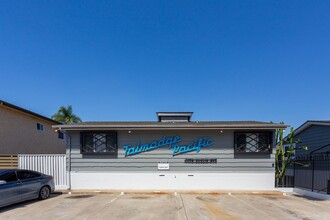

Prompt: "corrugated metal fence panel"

[18,154,68,189]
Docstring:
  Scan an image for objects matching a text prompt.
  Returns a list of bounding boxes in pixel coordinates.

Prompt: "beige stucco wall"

[0,106,66,154]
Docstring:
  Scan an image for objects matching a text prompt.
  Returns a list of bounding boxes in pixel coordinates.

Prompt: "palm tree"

[51,105,82,124]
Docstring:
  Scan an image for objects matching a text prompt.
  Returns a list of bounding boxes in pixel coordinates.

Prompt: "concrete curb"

[275,187,294,193]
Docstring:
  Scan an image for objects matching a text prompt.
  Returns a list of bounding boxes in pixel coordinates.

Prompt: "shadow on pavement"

[292,194,324,201]
[65,195,95,199]
[0,193,62,213]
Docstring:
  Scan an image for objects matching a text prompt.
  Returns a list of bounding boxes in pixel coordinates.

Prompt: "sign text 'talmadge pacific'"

[123,135,213,157]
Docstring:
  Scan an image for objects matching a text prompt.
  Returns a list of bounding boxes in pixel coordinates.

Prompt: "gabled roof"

[53,121,287,131]
[292,120,330,136]
[0,100,60,125]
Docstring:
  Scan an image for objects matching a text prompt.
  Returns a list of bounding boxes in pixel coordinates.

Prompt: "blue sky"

[1,1,329,129]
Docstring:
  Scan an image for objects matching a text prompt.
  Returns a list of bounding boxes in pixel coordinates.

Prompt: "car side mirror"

[0,180,7,184]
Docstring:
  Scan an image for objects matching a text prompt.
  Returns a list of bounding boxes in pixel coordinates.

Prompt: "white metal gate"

[18,154,68,189]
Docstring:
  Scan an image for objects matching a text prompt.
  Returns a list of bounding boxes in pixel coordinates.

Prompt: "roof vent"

[156,112,193,122]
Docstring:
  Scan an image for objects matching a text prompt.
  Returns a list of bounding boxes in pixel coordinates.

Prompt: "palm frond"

[51,105,82,124]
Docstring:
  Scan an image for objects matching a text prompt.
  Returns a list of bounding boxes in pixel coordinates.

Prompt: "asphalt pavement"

[1,192,329,220]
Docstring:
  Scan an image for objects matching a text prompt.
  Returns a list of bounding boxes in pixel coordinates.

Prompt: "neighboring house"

[287,120,330,193]
[53,112,287,190]
[0,100,66,154]
[291,120,330,159]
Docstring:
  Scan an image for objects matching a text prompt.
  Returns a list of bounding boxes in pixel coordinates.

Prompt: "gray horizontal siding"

[295,125,330,155]
[67,130,275,172]
[69,158,274,163]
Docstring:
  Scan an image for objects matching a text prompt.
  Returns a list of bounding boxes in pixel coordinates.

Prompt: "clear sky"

[1,1,329,129]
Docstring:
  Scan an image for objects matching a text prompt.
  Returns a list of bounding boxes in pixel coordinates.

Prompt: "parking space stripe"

[229,194,270,217]
[107,193,124,204]
[179,194,189,220]
[80,193,123,220]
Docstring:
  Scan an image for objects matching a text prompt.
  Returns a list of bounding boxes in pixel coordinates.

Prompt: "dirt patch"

[196,195,218,202]
[263,196,279,200]
[196,195,240,220]
[261,194,288,200]
[203,200,240,220]
[129,196,153,199]
[282,208,304,219]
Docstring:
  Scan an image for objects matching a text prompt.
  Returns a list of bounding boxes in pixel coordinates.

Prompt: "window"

[0,171,18,183]
[17,170,41,180]
[58,131,64,139]
[81,132,117,155]
[284,143,296,159]
[37,123,44,131]
[234,131,272,153]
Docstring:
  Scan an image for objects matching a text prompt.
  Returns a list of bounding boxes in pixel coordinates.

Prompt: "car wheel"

[39,186,50,200]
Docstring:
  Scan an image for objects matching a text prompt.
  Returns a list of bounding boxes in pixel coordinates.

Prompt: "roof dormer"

[156,112,193,122]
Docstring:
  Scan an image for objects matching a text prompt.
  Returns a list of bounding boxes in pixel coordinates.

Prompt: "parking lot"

[0,192,330,220]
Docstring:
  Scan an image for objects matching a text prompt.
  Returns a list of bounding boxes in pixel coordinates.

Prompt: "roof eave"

[53,124,288,131]
[293,120,330,136]
[156,112,193,116]
[0,100,61,125]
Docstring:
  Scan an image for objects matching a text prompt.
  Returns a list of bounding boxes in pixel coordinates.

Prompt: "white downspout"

[61,128,71,190]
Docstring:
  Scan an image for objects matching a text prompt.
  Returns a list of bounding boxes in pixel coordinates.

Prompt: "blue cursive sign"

[123,136,213,157]
[123,136,180,157]
[170,137,213,156]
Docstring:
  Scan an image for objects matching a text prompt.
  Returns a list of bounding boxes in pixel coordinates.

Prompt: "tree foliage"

[51,105,82,124]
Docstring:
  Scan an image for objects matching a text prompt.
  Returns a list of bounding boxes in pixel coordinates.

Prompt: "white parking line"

[229,194,270,217]
[179,194,189,220]
[80,193,124,220]
[107,192,124,204]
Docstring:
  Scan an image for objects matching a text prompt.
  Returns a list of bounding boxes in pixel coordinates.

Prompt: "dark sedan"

[0,169,55,208]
